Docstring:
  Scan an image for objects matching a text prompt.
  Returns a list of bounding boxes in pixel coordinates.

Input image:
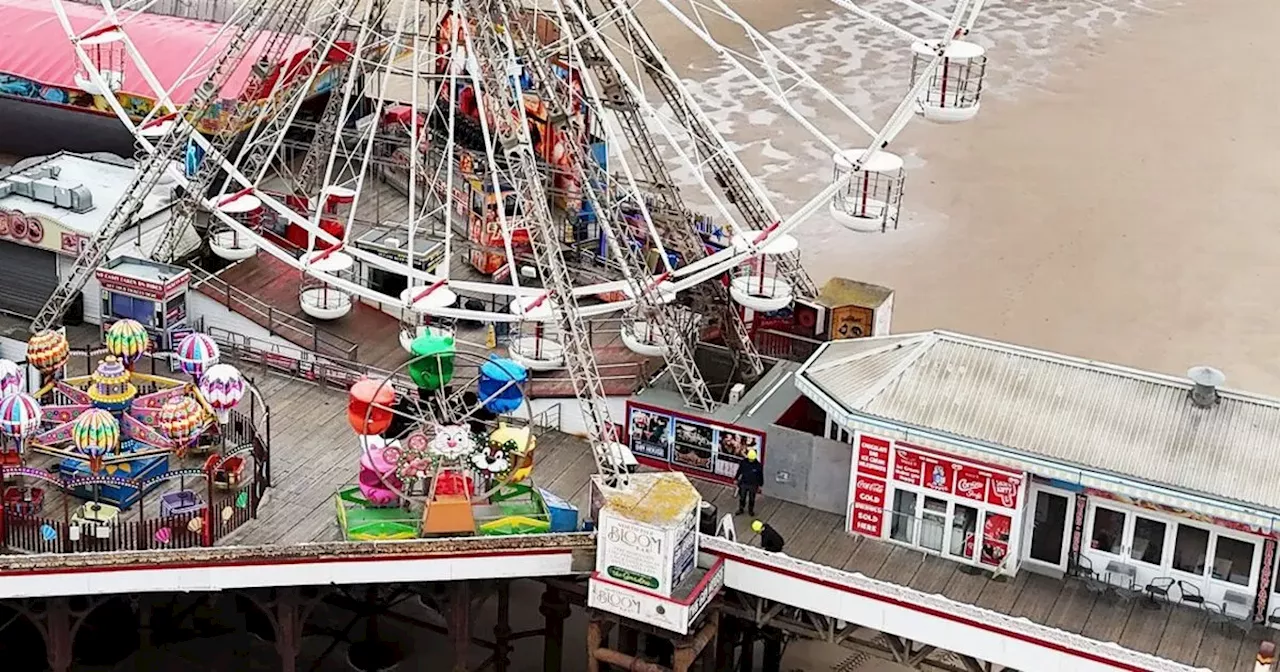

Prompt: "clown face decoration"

[429,424,475,461]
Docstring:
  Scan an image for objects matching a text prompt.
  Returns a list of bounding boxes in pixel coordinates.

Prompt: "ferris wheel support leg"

[570,1,766,379]
[505,0,716,410]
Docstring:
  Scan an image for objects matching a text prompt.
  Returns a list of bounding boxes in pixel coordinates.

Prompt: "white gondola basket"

[910,40,987,124]
[830,149,905,233]
[398,286,459,352]
[729,275,794,313]
[508,336,565,371]
[210,192,264,261]
[299,250,355,320]
[620,321,668,357]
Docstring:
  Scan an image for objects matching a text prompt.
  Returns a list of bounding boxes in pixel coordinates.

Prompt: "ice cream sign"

[891,442,1022,510]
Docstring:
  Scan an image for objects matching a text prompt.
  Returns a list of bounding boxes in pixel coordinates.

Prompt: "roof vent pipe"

[1187,366,1225,408]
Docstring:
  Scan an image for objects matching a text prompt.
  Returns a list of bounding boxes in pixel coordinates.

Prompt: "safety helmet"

[746,449,757,461]
[751,520,764,533]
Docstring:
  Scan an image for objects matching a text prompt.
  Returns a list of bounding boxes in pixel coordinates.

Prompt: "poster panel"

[625,401,765,486]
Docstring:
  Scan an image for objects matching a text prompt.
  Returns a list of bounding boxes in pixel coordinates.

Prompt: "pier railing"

[206,325,649,400]
[189,264,361,362]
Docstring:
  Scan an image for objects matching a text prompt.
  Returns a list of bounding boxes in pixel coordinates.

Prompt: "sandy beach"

[640,0,1280,396]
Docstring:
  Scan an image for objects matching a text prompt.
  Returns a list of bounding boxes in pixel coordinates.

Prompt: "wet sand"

[841,0,1280,394]
[639,0,1280,394]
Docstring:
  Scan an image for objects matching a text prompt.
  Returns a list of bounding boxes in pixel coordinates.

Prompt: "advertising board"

[596,511,673,595]
[624,401,766,486]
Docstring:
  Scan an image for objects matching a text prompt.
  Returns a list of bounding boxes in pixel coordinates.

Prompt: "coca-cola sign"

[854,475,886,509]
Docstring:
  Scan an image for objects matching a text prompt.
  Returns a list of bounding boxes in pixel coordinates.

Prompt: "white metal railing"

[699,535,1211,672]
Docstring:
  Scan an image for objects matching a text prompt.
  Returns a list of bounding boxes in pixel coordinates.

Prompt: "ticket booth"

[94,257,191,351]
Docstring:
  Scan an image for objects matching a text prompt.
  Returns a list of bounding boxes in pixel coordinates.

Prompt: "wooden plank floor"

[221,373,1269,669]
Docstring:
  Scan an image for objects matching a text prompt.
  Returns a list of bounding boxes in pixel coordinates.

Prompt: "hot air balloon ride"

[105,319,150,368]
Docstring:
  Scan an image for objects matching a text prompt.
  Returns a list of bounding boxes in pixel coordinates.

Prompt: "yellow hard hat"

[751,520,764,533]
[746,450,757,460]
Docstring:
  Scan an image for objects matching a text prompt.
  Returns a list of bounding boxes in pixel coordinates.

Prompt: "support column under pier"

[450,581,472,672]
[587,610,719,672]
[540,585,572,672]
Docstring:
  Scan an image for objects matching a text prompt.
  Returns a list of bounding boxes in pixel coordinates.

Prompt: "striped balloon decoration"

[72,408,120,457]
[199,363,245,424]
[175,333,221,378]
[0,359,22,399]
[26,330,69,376]
[105,319,150,366]
[0,393,42,440]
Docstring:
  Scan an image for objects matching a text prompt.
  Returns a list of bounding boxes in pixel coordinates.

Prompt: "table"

[1104,561,1137,590]
[1103,561,1139,602]
[1222,590,1253,620]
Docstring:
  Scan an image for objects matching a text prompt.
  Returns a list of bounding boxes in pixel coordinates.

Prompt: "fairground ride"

[42,0,990,482]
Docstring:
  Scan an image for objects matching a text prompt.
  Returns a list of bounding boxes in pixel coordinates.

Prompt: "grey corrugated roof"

[801,331,1280,512]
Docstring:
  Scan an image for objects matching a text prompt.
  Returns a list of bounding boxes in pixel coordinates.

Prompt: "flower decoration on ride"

[394,430,433,482]
[471,437,519,476]
[427,423,474,461]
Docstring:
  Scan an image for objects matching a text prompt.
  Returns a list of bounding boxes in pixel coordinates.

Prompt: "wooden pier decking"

[219,371,1269,671]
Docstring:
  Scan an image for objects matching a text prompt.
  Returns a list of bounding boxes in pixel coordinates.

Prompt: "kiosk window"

[110,294,155,326]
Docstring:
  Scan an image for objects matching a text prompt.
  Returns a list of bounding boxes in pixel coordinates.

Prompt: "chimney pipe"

[1187,366,1225,409]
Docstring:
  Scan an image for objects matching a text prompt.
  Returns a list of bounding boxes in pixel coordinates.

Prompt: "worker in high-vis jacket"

[735,449,764,515]
[752,519,785,553]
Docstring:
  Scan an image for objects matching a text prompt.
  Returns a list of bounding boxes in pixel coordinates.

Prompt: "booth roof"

[0,0,309,103]
[797,330,1280,515]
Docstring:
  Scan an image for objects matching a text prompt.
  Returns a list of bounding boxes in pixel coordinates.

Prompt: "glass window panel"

[1213,536,1255,586]
[1172,525,1210,575]
[1130,516,1167,565]
[890,489,916,543]
[1090,506,1125,554]
[950,503,978,559]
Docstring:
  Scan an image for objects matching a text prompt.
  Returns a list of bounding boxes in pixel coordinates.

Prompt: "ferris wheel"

[46,0,989,477]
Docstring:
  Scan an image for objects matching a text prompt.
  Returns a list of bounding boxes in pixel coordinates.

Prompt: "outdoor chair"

[1177,580,1206,608]
[1073,556,1110,597]
[1143,577,1176,607]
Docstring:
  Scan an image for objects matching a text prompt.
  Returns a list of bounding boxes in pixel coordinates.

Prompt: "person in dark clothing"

[735,449,764,515]
[752,520,785,553]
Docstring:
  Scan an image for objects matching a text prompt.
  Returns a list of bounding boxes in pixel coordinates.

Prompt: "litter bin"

[699,500,718,535]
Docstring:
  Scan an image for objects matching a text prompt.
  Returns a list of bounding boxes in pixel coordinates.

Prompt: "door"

[1027,488,1072,570]
[1126,514,1171,591]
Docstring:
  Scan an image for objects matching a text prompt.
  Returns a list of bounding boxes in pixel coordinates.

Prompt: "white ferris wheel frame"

[50,0,981,323]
